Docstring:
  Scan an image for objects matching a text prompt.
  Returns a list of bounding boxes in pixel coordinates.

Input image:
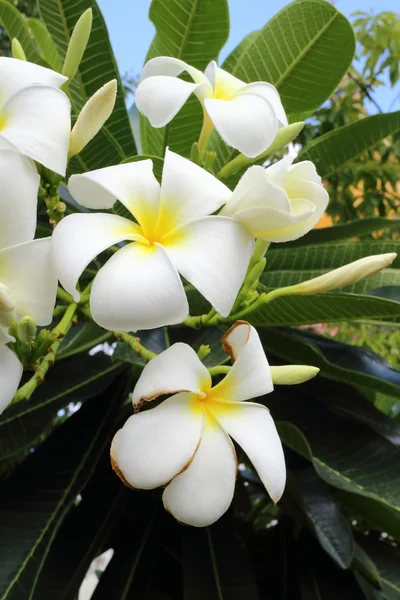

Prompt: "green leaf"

[183,513,260,600]
[141,0,230,157]
[259,328,400,398]
[249,290,400,327]
[91,493,161,599]
[0,0,40,62]
[31,457,129,600]
[272,387,400,512]
[38,0,136,170]
[358,538,400,599]
[266,241,400,272]
[334,489,400,540]
[212,0,355,169]
[57,322,112,359]
[0,353,123,463]
[298,111,400,178]
[27,18,62,71]
[286,218,400,247]
[351,543,382,590]
[0,379,126,599]
[291,467,354,569]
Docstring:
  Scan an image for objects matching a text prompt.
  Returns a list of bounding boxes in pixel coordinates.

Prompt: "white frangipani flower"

[52,150,254,332]
[221,156,329,242]
[136,57,287,158]
[0,329,22,414]
[0,140,59,337]
[111,321,286,527]
[0,57,71,175]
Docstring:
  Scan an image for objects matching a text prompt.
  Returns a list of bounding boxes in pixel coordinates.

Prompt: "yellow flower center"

[0,112,8,132]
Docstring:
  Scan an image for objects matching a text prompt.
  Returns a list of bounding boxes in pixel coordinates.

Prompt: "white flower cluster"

[0,54,395,526]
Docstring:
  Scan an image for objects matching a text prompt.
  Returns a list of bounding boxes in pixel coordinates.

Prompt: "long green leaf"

[259,328,400,398]
[266,241,400,272]
[0,354,123,463]
[0,0,40,61]
[287,217,400,247]
[38,0,136,171]
[334,490,400,540]
[27,18,62,71]
[32,455,129,600]
[0,380,125,599]
[358,538,400,599]
[298,111,400,178]
[212,0,355,169]
[141,0,230,157]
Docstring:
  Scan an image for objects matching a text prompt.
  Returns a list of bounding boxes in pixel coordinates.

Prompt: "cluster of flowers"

[0,52,395,527]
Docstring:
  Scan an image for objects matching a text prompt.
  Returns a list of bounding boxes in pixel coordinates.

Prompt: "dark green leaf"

[334,490,400,540]
[0,379,126,599]
[0,353,123,463]
[57,322,112,359]
[0,0,40,62]
[259,328,400,398]
[358,537,400,599]
[286,218,400,247]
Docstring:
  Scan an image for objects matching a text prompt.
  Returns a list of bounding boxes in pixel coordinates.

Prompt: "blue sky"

[97,0,400,113]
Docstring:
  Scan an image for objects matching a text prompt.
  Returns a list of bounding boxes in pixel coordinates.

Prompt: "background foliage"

[0,0,400,598]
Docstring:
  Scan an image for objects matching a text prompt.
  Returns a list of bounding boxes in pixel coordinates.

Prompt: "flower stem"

[57,287,74,304]
[113,331,157,363]
[12,302,78,404]
[208,365,230,377]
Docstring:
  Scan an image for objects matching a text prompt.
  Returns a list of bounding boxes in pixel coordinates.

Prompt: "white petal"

[0,342,22,414]
[210,401,286,503]
[164,216,254,317]
[0,148,39,248]
[222,165,291,216]
[140,56,209,87]
[131,343,211,407]
[286,160,322,186]
[158,149,231,229]
[136,76,205,128]
[0,238,58,325]
[268,181,328,242]
[205,61,245,98]
[0,57,66,104]
[68,160,160,234]
[1,85,70,175]
[233,203,315,241]
[111,392,204,489]
[163,413,237,527]
[204,94,278,158]
[265,156,291,188]
[209,321,273,402]
[52,213,141,302]
[90,242,188,331]
[241,82,288,127]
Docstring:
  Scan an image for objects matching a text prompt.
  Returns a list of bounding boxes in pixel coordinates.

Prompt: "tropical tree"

[0,1,399,599]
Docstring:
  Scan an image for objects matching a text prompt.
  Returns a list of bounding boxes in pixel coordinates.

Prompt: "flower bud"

[285,253,396,299]
[270,365,320,385]
[18,316,37,345]
[69,79,117,156]
[0,284,15,328]
[11,38,27,61]
[62,8,93,81]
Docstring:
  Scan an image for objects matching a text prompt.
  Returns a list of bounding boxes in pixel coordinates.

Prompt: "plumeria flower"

[221,155,329,242]
[52,149,254,331]
[111,321,286,527]
[0,139,58,340]
[0,57,70,175]
[136,57,287,157]
[0,329,22,414]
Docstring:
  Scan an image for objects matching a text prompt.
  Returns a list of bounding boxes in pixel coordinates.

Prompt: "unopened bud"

[271,365,320,385]
[266,253,397,302]
[18,316,37,345]
[0,284,15,327]
[69,79,117,156]
[11,38,27,61]
[62,8,93,81]
[197,344,211,360]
